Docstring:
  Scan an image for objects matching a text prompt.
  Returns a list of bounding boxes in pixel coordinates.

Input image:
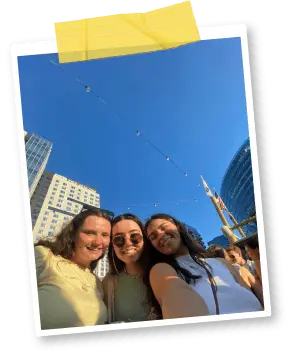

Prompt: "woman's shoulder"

[34,245,52,259]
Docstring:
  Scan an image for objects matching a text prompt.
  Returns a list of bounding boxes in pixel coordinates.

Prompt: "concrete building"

[30,170,109,279]
[25,132,53,198]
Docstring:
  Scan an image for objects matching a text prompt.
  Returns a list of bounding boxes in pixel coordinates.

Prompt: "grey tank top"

[114,272,151,322]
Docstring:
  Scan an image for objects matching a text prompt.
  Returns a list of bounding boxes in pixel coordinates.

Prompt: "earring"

[111,248,120,275]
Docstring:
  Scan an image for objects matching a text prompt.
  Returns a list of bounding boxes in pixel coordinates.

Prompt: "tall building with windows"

[220,138,256,236]
[30,170,108,279]
[25,132,53,198]
[184,224,206,249]
[207,234,229,248]
[31,171,100,240]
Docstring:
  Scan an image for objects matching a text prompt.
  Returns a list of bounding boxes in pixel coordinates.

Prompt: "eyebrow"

[149,223,166,237]
[113,229,141,236]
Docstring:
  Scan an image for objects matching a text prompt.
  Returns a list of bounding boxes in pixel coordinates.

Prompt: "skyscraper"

[30,170,109,279]
[207,234,229,248]
[220,138,256,236]
[184,223,206,249]
[25,132,53,198]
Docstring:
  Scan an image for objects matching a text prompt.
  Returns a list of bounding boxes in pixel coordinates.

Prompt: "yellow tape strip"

[55,1,200,63]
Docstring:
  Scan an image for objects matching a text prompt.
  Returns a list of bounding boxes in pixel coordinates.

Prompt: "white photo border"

[11,24,271,337]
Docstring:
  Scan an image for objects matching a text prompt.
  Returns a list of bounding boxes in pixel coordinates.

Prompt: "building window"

[68,202,72,206]
[48,201,53,204]
[38,229,43,234]
[67,207,72,211]
[60,194,64,198]
[53,214,59,218]
[45,212,49,216]
[53,188,57,191]
[58,199,62,203]
[77,196,80,200]
[57,204,61,208]
[50,225,55,229]
[74,209,79,213]
[61,190,65,194]
[69,194,73,197]
[41,223,45,227]
[70,190,74,193]
[56,180,60,183]
[48,232,52,236]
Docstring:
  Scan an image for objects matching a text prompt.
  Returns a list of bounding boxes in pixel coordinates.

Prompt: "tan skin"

[147,219,263,318]
[71,216,111,270]
[103,220,145,305]
[245,246,262,285]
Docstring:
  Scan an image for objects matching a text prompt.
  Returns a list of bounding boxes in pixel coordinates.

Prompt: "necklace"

[124,267,141,279]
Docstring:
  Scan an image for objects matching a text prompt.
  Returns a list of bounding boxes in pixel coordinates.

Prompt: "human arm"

[149,263,209,319]
[243,267,264,307]
[254,259,262,285]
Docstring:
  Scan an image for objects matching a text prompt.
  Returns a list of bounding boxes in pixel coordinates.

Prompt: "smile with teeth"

[86,246,102,251]
[122,248,137,254]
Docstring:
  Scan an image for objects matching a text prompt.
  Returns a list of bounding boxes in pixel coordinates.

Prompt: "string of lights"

[116,197,199,211]
[49,56,189,176]
[49,56,209,210]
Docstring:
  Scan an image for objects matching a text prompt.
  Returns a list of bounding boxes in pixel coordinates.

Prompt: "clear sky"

[18,37,249,245]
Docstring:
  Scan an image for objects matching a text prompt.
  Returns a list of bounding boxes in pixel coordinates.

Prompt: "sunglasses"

[112,233,143,248]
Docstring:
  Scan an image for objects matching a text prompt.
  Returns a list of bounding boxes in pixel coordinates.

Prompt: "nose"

[124,235,134,247]
[92,233,104,246]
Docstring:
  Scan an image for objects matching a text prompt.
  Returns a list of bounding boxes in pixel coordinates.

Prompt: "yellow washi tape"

[55,1,200,63]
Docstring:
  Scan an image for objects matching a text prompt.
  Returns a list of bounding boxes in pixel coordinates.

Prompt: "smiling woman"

[34,208,112,330]
[103,214,161,323]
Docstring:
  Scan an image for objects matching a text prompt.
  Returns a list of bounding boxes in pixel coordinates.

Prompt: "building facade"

[30,170,108,279]
[220,138,256,236]
[25,132,53,198]
[184,224,206,249]
[207,234,229,248]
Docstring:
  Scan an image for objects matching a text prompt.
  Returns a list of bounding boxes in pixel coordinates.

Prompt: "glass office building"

[25,133,53,198]
[220,138,256,236]
[184,224,206,249]
[207,234,229,248]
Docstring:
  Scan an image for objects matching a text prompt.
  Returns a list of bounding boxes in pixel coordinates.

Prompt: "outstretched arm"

[149,263,209,319]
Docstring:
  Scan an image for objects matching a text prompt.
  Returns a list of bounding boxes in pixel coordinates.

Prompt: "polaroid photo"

[11,24,271,337]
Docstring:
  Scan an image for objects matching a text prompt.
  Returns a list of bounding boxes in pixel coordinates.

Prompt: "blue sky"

[18,37,249,245]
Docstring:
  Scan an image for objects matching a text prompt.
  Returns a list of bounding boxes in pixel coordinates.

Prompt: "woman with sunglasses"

[102,213,161,323]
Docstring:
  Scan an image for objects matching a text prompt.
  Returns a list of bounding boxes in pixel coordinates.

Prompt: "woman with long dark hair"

[145,214,263,319]
[102,213,161,323]
[34,208,111,329]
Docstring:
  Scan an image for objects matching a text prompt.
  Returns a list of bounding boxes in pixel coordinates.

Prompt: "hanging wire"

[115,197,199,209]
[49,56,188,176]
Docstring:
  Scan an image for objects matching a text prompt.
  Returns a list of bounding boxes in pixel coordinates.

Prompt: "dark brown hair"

[34,208,112,272]
[108,213,162,317]
[206,245,228,259]
[144,213,216,288]
[226,245,243,257]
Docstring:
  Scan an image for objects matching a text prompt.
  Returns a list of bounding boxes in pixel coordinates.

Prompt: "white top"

[176,255,262,315]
